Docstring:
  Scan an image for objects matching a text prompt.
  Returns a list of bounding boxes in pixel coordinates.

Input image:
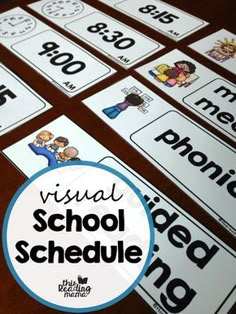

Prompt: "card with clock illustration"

[99,0,208,41]
[83,76,236,236]
[0,63,52,136]
[0,7,115,97]
[189,29,236,75]
[28,0,164,68]
[136,49,236,142]
[101,157,236,314]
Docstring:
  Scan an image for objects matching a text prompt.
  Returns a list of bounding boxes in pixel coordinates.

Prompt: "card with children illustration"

[0,63,52,136]
[83,76,236,236]
[136,49,236,142]
[3,127,236,312]
[189,29,236,75]
[2,115,113,178]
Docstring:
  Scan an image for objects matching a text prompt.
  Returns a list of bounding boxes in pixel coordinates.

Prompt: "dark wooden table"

[0,0,235,313]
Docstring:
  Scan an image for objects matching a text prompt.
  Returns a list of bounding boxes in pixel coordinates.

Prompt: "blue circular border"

[2,161,154,313]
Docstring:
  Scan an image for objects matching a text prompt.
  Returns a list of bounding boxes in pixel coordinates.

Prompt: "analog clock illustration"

[42,0,84,18]
[0,15,36,38]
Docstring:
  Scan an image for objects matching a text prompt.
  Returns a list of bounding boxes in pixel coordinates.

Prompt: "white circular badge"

[3,161,154,312]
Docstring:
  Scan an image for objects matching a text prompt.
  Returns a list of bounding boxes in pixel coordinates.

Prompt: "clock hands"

[8,20,28,27]
[49,6,64,14]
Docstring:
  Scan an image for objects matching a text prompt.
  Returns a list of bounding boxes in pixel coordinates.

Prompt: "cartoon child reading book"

[149,60,198,87]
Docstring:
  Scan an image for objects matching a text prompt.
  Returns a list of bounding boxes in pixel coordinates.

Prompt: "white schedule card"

[29,0,164,68]
[102,158,236,314]
[83,76,236,236]
[100,0,208,41]
[0,63,52,136]
[0,7,115,97]
[189,29,236,76]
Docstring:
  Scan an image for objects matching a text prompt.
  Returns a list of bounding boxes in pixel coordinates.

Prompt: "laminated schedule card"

[189,29,236,75]
[0,7,115,97]
[29,0,164,68]
[100,0,208,41]
[83,76,236,236]
[0,63,52,136]
[104,158,236,314]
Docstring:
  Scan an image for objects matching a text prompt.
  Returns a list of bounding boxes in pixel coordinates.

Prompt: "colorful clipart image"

[206,38,236,62]
[29,130,79,166]
[149,60,199,88]
[102,86,153,119]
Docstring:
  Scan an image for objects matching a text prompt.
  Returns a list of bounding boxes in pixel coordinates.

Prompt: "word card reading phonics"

[189,29,236,75]
[136,50,236,142]
[0,63,52,136]
[100,0,208,41]
[83,76,236,236]
[0,8,115,97]
[101,157,236,314]
[29,0,164,68]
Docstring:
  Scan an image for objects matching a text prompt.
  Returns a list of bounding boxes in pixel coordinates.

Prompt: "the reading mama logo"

[58,275,92,298]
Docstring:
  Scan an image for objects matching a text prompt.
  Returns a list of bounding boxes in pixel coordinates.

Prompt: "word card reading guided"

[136,49,236,142]
[29,0,164,68]
[0,63,52,136]
[83,76,236,236]
[189,29,236,76]
[100,157,236,314]
[100,0,208,41]
[0,8,115,97]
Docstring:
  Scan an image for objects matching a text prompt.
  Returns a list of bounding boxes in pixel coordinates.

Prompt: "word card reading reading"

[100,0,208,41]
[136,49,236,142]
[83,76,236,235]
[0,63,51,135]
[0,8,115,97]
[29,0,164,68]
[101,157,236,314]
[189,29,236,76]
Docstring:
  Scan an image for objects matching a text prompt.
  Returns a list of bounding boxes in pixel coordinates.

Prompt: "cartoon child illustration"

[29,132,79,166]
[102,93,144,119]
[47,136,69,153]
[56,146,79,162]
[206,38,236,62]
[32,130,54,147]
[149,60,197,87]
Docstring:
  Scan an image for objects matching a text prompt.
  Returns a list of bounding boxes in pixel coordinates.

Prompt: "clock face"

[42,0,84,18]
[0,15,36,38]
